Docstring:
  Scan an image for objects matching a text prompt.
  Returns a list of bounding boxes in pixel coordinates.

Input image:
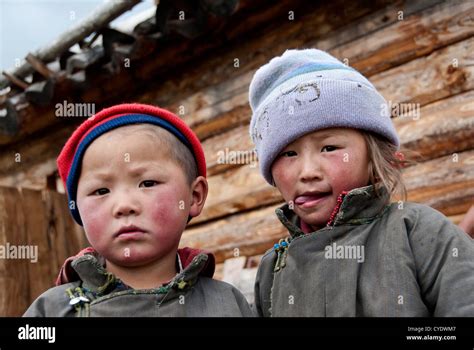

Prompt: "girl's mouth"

[294,192,332,208]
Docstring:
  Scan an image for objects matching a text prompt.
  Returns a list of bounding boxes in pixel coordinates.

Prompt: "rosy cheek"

[272,162,295,198]
[329,155,366,193]
[149,189,186,235]
[78,199,108,242]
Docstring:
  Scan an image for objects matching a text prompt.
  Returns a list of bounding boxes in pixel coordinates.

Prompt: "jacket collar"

[275,185,390,238]
[57,247,214,296]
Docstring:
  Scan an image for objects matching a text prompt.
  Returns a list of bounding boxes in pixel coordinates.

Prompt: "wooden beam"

[25,54,54,79]
[2,72,29,90]
[0,0,142,89]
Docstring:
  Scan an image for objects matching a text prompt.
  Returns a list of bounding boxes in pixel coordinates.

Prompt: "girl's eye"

[92,188,109,196]
[139,180,159,188]
[279,150,297,158]
[321,145,337,152]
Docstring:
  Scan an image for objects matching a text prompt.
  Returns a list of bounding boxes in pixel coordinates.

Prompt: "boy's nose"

[113,195,141,218]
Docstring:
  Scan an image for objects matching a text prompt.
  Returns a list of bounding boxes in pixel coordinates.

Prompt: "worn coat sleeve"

[406,204,474,316]
[253,251,276,317]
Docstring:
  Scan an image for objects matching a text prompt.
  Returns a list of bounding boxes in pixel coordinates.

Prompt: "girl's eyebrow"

[309,131,343,141]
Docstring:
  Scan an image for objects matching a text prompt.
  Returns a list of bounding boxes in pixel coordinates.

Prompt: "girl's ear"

[189,176,208,218]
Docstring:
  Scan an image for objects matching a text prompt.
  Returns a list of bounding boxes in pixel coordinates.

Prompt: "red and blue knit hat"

[57,103,207,226]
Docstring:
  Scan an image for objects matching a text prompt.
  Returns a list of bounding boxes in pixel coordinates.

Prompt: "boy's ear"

[189,176,208,218]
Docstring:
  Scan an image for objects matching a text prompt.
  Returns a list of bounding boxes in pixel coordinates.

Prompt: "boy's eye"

[279,150,297,158]
[321,145,337,152]
[139,180,159,188]
[92,188,109,196]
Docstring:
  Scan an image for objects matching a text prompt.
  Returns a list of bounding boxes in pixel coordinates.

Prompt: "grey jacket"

[24,251,254,317]
[254,185,474,317]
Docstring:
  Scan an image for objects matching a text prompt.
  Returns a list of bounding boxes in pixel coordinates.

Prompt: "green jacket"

[254,185,474,316]
[24,248,254,317]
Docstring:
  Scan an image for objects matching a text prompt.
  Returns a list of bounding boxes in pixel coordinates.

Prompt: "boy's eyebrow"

[82,171,114,182]
[127,165,153,176]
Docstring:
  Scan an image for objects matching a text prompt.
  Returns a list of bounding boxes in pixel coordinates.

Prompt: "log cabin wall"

[0,0,473,314]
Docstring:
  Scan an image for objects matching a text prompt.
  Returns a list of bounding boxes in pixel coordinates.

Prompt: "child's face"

[76,128,206,267]
[271,128,370,230]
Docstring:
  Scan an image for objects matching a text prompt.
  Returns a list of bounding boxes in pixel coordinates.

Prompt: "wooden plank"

[0,187,30,316]
[0,186,87,316]
[0,121,79,190]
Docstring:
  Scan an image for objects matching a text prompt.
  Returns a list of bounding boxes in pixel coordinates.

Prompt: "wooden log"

[202,124,254,176]
[394,89,474,160]
[329,0,474,77]
[0,123,79,180]
[371,37,474,107]
[193,163,281,224]
[182,204,286,263]
[403,151,474,216]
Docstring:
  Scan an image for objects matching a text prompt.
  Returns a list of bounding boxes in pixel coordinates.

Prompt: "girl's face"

[271,128,370,230]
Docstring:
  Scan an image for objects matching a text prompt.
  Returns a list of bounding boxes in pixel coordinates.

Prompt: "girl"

[249,49,474,316]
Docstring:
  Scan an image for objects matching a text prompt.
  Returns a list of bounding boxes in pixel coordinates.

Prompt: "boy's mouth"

[114,225,147,239]
[294,191,332,208]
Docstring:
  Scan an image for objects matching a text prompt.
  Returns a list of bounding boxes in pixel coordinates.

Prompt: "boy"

[24,103,253,317]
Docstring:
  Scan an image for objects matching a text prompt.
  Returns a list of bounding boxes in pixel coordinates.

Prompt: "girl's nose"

[299,154,323,183]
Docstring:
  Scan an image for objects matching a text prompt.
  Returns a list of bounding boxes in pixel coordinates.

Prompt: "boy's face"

[76,128,207,268]
[271,128,370,230]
